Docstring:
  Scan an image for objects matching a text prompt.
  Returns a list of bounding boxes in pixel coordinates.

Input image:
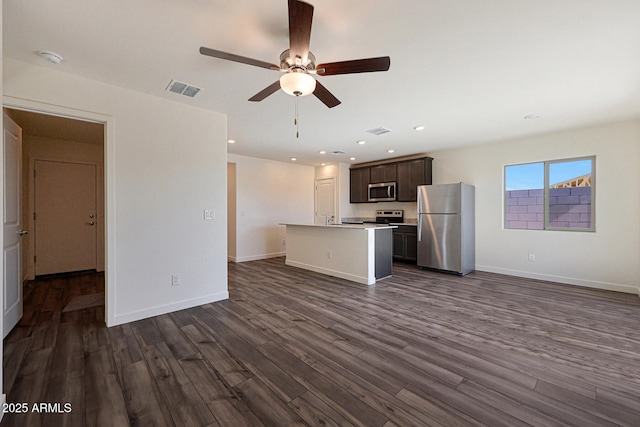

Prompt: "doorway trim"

[3,95,116,326]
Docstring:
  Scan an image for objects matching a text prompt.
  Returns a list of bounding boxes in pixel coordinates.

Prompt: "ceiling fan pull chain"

[295,95,300,138]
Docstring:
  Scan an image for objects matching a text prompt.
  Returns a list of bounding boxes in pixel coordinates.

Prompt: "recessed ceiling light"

[320,163,326,166]
[350,157,356,161]
[290,157,297,161]
[387,149,395,153]
[319,150,326,154]
[227,139,235,144]
[39,50,63,64]
[524,114,540,120]
[413,125,425,131]
[357,140,366,145]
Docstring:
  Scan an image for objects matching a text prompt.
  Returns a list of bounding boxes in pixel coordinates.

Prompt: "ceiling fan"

[199,0,391,108]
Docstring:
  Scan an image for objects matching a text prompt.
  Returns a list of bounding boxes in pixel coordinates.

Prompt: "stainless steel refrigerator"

[417,183,475,275]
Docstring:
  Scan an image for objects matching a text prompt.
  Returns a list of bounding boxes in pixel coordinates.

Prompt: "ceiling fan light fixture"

[280,70,316,97]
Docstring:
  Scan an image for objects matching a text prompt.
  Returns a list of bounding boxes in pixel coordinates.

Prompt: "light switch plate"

[204,209,214,220]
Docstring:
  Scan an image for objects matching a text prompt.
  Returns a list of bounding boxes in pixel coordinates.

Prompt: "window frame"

[504,156,596,232]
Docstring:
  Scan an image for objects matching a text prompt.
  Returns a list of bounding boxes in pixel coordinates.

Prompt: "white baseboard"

[285,259,374,285]
[232,252,285,263]
[476,265,640,295]
[112,290,229,326]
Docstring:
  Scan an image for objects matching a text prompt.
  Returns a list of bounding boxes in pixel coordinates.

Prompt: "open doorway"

[4,108,105,320]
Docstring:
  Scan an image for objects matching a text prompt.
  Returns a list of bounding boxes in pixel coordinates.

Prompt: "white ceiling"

[4,0,640,166]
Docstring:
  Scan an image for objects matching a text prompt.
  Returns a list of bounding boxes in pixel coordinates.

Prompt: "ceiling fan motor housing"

[280,49,316,71]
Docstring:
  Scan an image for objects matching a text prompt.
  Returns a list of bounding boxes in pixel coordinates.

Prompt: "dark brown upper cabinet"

[370,163,397,183]
[397,158,432,202]
[350,167,370,203]
[350,155,432,203]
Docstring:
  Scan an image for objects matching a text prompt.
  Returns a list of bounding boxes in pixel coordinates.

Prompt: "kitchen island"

[280,223,396,285]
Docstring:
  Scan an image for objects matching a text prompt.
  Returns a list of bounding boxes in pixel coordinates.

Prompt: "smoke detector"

[39,50,63,64]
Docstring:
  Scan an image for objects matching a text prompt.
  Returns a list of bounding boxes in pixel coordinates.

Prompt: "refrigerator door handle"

[416,189,423,244]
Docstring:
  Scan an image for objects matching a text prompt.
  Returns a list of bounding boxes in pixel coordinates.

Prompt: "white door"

[34,160,97,275]
[315,177,336,225]
[3,113,24,338]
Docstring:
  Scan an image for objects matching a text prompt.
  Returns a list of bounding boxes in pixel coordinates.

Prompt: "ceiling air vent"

[331,150,346,155]
[366,127,392,136]
[166,79,201,98]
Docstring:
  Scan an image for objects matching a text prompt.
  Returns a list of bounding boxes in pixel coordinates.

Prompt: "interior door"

[3,113,24,338]
[34,160,97,275]
[314,177,336,225]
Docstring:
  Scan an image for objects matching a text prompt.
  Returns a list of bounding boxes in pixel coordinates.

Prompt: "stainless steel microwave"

[368,182,396,202]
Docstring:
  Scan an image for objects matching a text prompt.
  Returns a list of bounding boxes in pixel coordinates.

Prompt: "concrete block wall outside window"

[506,187,592,230]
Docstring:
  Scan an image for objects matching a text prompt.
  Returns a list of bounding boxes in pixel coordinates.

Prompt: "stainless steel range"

[374,210,403,224]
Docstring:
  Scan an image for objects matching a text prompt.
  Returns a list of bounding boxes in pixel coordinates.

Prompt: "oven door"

[368,182,396,202]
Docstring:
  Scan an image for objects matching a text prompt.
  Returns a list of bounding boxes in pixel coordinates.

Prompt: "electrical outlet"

[327,250,333,259]
[172,274,181,286]
[282,239,286,246]
[528,254,536,262]
[204,209,214,220]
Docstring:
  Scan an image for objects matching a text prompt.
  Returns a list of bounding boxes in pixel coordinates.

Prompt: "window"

[505,156,595,231]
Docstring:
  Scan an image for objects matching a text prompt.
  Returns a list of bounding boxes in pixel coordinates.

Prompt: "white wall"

[228,154,314,262]
[4,57,229,325]
[429,120,640,294]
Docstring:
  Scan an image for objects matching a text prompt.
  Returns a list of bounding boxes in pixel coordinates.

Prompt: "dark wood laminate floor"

[3,259,640,426]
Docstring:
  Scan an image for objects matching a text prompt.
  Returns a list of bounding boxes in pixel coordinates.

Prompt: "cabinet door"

[350,168,370,203]
[405,232,418,262]
[393,226,417,263]
[393,232,405,259]
[397,158,432,202]
[370,164,397,183]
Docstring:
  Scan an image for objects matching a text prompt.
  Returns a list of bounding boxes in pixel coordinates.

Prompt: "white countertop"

[280,223,397,230]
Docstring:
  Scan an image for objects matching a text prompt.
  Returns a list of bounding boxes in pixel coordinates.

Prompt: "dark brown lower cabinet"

[393,225,417,263]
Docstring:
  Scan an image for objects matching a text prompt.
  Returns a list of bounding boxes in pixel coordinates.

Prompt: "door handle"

[16,230,28,236]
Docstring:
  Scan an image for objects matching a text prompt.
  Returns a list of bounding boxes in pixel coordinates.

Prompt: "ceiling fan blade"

[199,46,280,71]
[288,0,314,63]
[313,81,341,108]
[316,56,391,76]
[248,81,282,102]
